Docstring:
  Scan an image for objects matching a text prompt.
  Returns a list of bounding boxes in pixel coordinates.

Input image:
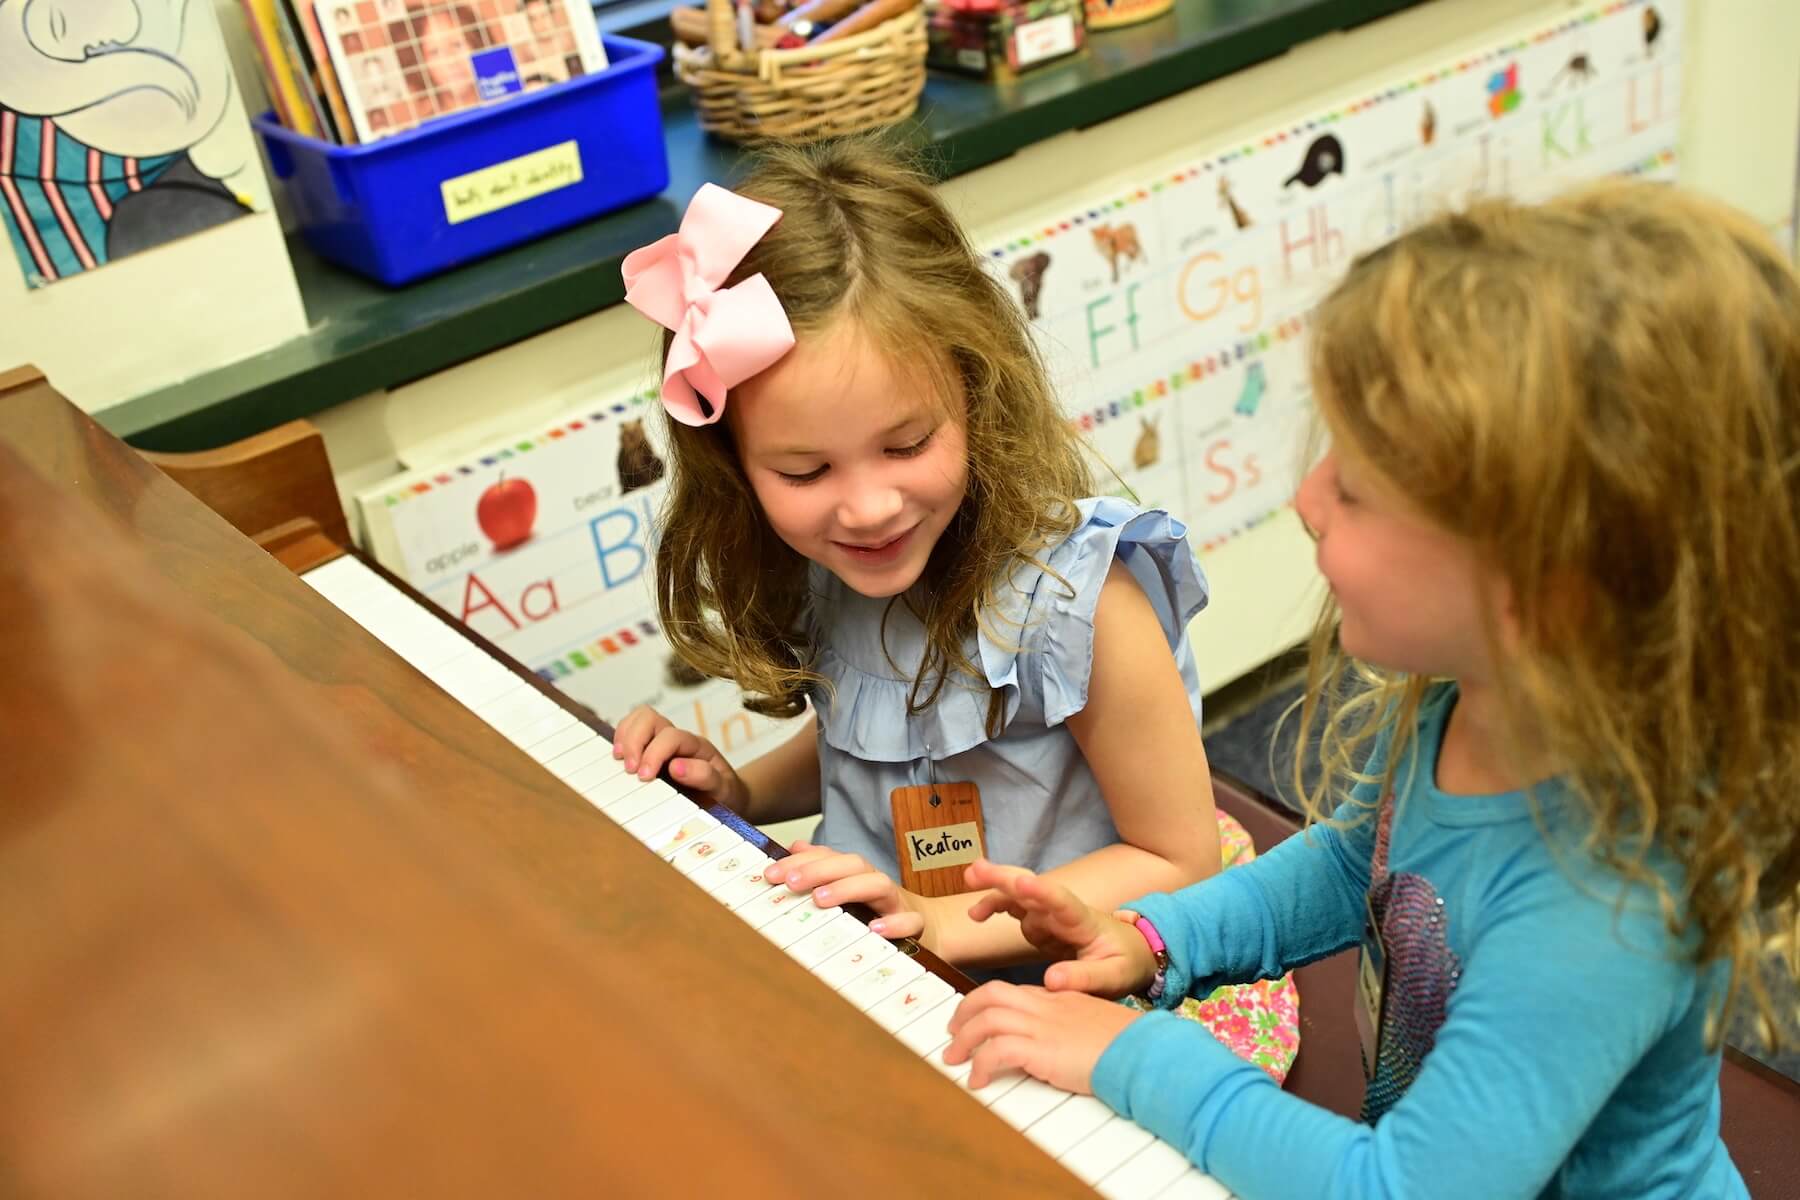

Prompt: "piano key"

[927,1041,975,1085]
[622,794,701,844]
[712,865,779,912]
[473,687,567,742]
[868,975,956,1035]
[784,911,864,969]
[588,779,672,825]
[540,735,613,778]
[1024,1094,1114,1157]
[433,657,524,710]
[964,1067,1029,1107]
[1062,1117,1157,1185]
[1152,1169,1233,1200]
[564,755,630,798]
[733,880,816,930]
[301,554,384,601]
[1096,1140,1196,1200]
[647,812,720,858]
[894,993,963,1052]
[814,932,898,989]
[694,847,772,895]
[524,721,593,764]
[667,830,745,876]
[839,955,925,1012]
[758,895,841,950]
[506,708,579,753]
[990,1076,1073,1131]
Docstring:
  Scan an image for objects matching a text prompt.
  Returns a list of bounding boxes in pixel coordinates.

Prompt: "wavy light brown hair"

[1292,180,1800,1043]
[651,138,1092,729]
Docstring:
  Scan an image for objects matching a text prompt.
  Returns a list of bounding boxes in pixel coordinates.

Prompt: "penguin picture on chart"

[1284,134,1345,189]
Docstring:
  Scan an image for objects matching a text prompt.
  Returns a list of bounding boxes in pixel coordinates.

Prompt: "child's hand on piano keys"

[612,705,748,814]
[940,983,1141,1093]
[764,841,940,953]
[963,859,1158,998]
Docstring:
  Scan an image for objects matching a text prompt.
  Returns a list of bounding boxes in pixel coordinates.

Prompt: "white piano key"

[963,1066,1028,1107]
[785,911,864,969]
[734,880,816,930]
[564,755,631,798]
[839,955,925,1012]
[473,687,564,741]
[596,780,677,825]
[525,722,596,765]
[506,708,578,752]
[301,555,383,601]
[758,895,840,949]
[694,846,771,894]
[1024,1094,1114,1157]
[623,794,700,844]
[989,1076,1072,1131]
[813,932,897,989]
[927,1042,974,1085]
[1096,1140,1196,1200]
[868,975,955,1035]
[1152,1169,1232,1200]
[894,993,962,1053]
[541,735,614,781]
[645,812,719,859]
[433,656,520,709]
[712,865,779,911]
[1062,1117,1157,1185]
[668,830,745,876]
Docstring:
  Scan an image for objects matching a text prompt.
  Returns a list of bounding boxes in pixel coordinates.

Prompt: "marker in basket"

[809,0,919,43]
[736,0,757,50]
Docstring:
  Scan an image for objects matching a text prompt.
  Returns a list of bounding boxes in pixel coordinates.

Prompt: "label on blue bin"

[472,47,525,102]
[441,141,585,225]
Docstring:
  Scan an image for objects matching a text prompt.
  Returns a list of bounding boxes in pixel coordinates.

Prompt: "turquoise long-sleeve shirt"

[1094,686,1746,1199]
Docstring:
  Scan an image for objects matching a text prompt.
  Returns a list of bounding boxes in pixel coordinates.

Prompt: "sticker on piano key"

[668,830,744,875]
[838,954,925,1012]
[866,973,955,1035]
[1023,1094,1113,1156]
[622,794,699,843]
[705,859,777,906]
[988,1076,1071,1131]
[646,813,719,858]
[758,895,841,950]
[785,911,863,969]
[813,932,898,989]
[542,737,615,782]
[1150,1169,1231,1200]
[894,991,962,1052]
[1095,1140,1195,1200]
[695,847,772,895]
[733,879,817,930]
[1062,1117,1156,1185]
[527,723,599,766]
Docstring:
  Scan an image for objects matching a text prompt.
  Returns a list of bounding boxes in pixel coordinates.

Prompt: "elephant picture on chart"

[0,0,265,287]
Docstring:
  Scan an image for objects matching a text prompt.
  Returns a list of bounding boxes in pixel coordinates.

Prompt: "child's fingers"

[963,857,1034,894]
[633,725,699,780]
[766,849,874,893]
[966,891,1028,924]
[808,868,904,913]
[1043,956,1138,997]
[667,756,723,798]
[762,844,843,886]
[609,705,664,761]
[865,911,925,940]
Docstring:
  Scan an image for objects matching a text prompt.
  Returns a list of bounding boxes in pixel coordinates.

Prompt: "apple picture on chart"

[477,475,538,551]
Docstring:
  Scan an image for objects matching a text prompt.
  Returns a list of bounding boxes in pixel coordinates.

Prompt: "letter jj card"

[891,782,986,897]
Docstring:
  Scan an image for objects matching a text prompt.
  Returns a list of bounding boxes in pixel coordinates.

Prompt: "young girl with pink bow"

[608,142,1291,1053]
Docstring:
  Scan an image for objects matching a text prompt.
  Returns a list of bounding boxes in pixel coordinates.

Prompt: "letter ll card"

[890,782,985,898]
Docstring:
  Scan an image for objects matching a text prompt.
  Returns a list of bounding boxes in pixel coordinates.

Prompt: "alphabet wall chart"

[355,0,1682,759]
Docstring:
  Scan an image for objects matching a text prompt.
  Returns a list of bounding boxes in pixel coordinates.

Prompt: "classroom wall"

[149,0,1800,695]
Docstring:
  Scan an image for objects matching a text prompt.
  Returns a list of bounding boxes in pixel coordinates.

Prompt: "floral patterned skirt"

[1121,810,1301,1083]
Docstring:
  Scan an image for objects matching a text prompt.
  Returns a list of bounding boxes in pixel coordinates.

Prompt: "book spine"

[240,0,326,138]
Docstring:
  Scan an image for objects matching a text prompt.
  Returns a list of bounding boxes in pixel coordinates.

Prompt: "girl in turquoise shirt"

[944,180,1800,1198]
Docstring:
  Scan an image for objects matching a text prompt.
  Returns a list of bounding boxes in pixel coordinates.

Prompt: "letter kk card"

[890,782,986,898]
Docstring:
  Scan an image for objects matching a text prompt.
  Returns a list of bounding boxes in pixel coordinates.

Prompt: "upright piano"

[0,367,1226,1198]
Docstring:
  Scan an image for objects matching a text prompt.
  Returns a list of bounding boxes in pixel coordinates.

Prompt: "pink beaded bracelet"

[1127,914,1170,1002]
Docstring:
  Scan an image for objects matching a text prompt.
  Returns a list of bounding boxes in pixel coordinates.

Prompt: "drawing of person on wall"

[0,0,264,287]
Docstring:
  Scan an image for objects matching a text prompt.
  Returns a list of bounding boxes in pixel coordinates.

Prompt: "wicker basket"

[673,0,928,143]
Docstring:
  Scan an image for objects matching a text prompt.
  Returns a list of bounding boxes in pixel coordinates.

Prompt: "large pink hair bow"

[621,183,796,426]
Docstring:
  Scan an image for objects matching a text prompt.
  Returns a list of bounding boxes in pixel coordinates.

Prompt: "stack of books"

[239,0,610,144]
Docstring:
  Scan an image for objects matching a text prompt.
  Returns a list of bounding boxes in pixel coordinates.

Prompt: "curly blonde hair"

[650,138,1092,729]
[1293,180,1800,1044]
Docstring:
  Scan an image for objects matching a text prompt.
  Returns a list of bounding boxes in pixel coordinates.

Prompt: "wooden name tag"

[891,781,986,898]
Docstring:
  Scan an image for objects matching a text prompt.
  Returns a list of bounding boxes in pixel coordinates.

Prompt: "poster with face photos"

[986,0,1683,553]
[317,0,608,143]
[356,0,1683,759]
[357,392,808,766]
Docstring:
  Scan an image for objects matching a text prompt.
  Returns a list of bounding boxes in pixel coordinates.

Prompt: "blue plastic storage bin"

[256,34,668,286]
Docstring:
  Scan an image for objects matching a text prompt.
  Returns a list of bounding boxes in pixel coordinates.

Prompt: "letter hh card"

[890,783,985,898]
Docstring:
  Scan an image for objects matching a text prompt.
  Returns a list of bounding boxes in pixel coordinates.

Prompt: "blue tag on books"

[472,47,525,102]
